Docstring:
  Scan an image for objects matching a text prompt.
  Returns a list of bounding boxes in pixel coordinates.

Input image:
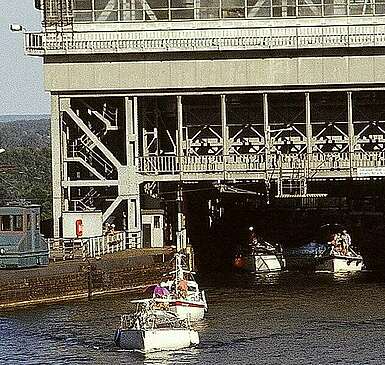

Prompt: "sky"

[0,1,50,115]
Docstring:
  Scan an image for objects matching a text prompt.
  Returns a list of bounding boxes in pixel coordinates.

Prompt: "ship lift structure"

[21,0,385,249]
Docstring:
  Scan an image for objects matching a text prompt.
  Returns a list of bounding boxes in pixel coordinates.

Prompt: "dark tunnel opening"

[180,179,385,274]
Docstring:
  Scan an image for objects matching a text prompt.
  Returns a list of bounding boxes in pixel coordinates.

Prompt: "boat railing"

[121,308,190,330]
[120,314,136,330]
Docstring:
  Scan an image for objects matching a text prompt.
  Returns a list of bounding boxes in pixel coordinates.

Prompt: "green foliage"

[0,118,52,220]
[0,148,52,219]
[0,119,50,149]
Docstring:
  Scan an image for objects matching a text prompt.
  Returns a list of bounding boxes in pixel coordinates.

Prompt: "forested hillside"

[0,117,52,219]
[0,118,50,149]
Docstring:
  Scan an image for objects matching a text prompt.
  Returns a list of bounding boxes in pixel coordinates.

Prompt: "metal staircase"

[72,187,100,211]
[65,105,117,179]
[83,101,119,132]
[67,141,115,178]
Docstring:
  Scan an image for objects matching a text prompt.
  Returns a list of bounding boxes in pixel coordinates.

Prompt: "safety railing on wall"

[48,230,139,261]
[24,23,385,55]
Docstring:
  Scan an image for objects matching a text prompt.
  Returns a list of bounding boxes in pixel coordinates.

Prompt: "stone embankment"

[0,248,173,310]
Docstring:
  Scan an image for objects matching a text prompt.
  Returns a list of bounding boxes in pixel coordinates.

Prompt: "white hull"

[244,254,285,273]
[169,300,206,321]
[316,255,364,273]
[115,328,199,352]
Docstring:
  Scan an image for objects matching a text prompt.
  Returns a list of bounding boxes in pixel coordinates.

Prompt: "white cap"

[248,226,254,231]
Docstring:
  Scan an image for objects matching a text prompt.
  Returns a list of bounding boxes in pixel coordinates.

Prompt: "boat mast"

[175,253,184,296]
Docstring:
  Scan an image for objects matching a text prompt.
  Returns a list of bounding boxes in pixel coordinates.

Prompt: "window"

[154,216,160,228]
[13,215,23,231]
[27,215,31,230]
[0,216,11,231]
[73,0,92,10]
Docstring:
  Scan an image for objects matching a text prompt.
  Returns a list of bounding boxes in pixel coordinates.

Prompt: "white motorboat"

[313,248,364,273]
[285,224,364,273]
[156,253,207,321]
[285,247,364,273]
[233,227,286,273]
[244,249,286,273]
[114,299,199,352]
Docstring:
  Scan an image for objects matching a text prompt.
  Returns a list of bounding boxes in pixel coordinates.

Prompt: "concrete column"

[51,94,63,238]
[347,91,354,175]
[177,95,184,175]
[305,93,313,176]
[62,124,69,211]
[263,93,270,172]
[127,196,141,247]
[263,93,271,203]
[125,97,138,166]
[221,95,228,156]
[124,96,141,248]
[177,96,183,158]
[305,93,313,155]
[221,95,228,180]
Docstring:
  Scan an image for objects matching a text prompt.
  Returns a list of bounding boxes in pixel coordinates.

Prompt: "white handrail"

[47,231,130,260]
[137,151,385,175]
[24,23,385,55]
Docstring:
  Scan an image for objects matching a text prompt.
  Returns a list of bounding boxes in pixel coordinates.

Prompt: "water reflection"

[251,272,282,285]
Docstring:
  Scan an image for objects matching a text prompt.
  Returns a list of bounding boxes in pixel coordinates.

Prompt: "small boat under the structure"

[285,245,364,273]
[156,253,207,321]
[233,227,286,273]
[285,225,364,273]
[114,299,199,352]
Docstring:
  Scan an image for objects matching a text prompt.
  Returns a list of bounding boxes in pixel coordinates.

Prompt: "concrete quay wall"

[0,249,173,310]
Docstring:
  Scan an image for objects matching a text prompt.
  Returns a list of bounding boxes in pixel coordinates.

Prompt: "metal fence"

[48,230,140,261]
[137,151,385,178]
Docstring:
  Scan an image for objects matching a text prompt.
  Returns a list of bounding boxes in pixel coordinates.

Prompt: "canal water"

[2,271,385,364]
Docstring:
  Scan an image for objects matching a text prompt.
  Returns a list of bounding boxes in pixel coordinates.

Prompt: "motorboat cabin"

[0,204,49,269]
[114,299,199,352]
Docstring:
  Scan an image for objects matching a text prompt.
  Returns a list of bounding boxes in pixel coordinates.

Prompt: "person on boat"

[176,279,189,299]
[335,233,345,254]
[328,233,340,254]
[249,227,271,251]
[248,227,257,244]
[153,285,170,298]
[340,230,351,256]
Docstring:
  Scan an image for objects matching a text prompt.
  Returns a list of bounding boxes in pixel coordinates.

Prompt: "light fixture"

[9,24,25,32]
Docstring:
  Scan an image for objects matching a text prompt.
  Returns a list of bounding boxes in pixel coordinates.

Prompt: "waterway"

[2,271,385,364]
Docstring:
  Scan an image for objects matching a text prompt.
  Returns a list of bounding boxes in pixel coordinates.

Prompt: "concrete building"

[25,0,385,248]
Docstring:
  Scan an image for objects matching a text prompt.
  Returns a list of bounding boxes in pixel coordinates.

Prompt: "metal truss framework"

[138,90,385,182]
[52,89,385,238]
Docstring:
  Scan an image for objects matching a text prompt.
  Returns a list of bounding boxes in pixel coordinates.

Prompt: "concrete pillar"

[305,93,313,155]
[263,93,271,203]
[124,96,142,248]
[221,95,228,156]
[221,95,228,180]
[51,94,63,238]
[305,92,313,177]
[347,91,354,175]
[177,95,183,158]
